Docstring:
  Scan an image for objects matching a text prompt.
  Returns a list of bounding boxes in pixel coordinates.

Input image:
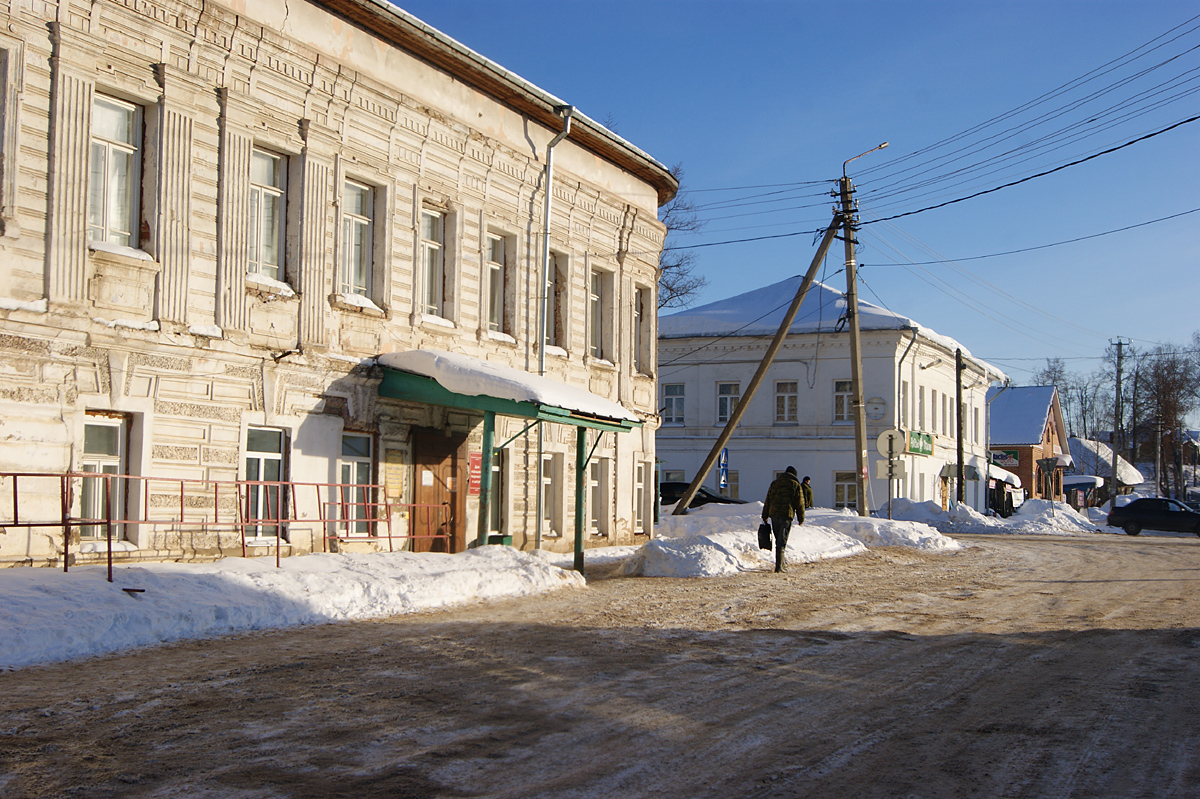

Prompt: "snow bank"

[890,497,1100,535]
[0,547,583,671]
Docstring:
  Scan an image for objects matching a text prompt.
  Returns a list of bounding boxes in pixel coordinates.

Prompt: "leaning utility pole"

[838,143,887,516]
[670,214,844,515]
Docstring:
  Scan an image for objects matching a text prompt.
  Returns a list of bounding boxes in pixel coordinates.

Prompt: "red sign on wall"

[468,452,482,496]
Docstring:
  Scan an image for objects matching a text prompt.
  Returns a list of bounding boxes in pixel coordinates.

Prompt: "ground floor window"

[541,452,563,537]
[245,427,286,539]
[488,449,506,536]
[588,457,610,536]
[720,470,740,499]
[834,471,858,511]
[662,469,685,483]
[635,461,653,534]
[80,417,126,538]
[339,434,373,536]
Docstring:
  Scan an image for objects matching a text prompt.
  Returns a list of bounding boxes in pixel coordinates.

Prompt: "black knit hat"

[785,466,797,476]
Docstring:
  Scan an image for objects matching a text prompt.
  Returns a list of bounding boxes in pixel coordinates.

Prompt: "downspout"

[893,326,918,516]
[535,106,573,550]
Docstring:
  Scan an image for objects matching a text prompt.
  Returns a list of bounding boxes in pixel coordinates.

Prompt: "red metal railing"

[0,472,451,582]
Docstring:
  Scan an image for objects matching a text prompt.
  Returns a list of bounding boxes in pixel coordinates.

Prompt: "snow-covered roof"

[1068,437,1145,486]
[659,277,1005,380]
[987,385,1058,446]
[378,349,638,423]
[988,464,1022,488]
[1063,474,1105,488]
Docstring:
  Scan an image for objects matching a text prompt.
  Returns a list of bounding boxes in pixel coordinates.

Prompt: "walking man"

[763,466,805,573]
[801,476,814,509]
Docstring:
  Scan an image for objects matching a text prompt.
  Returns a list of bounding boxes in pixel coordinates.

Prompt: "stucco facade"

[0,0,674,567]
[656,281,1004,515]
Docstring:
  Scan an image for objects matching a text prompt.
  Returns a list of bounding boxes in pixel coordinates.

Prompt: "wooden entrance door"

[412,428,467,553]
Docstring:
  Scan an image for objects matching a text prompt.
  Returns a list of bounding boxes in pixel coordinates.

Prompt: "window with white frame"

[717,382,740,423]
[485,232,509,334]
[918,386,926,430]
[88,95,142,247]
[834,380,853,423]
[587,456,610,536]
[341,181,373,297]
[662,469,685,483]
[775,381,798,424]
[541,452,563,536]
[245,427,285,539]
[80,417,126,539]
[588,269,612,360]
[635,461,649,534]
[834,471,858,511]
[420,208,446,317]
[249,149,286,282]
[900,380,910,428]
[634,287,652,374]
[338,433,373,536]
[973,406,980,444]
[662,384,685,425]
[930,390,938,433]
[942,393,949,436]
[545,252,566,349]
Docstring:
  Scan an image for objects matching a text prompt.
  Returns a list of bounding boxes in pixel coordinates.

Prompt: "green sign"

[907,431,934,456]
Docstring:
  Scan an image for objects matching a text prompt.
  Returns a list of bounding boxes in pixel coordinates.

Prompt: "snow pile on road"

[619,502,959,577]
[891,497,1101,535]
[0,546,583,671]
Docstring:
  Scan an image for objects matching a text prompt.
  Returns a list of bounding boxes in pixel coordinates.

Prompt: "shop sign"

[907,431,934,456]
[991,449,1020,468]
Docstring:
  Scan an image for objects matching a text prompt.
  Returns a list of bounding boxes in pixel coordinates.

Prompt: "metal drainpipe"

[894,326,918,513]
[535,106,573,550]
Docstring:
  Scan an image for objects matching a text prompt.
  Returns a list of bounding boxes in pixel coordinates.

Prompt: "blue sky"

[399,0,1199,384]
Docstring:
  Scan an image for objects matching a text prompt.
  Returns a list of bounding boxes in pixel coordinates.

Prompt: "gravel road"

[3,534,1200,798]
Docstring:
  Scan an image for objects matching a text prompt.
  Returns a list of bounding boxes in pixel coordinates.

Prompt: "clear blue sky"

[399,0,1199,385]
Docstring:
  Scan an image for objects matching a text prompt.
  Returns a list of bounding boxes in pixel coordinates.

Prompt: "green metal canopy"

[377,362,641,573]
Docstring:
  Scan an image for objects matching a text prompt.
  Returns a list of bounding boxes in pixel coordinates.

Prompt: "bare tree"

[658,163,707,310]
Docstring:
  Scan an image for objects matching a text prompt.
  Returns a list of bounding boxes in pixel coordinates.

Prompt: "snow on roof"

[659,277,1004,379]
[988,464,1022,488]
[987,385,1057,446]
[1068,437,1145,486]
[1063,474,1105,488]
[378,349,638,423]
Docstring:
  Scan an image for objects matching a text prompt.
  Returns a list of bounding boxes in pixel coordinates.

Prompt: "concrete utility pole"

[1111,338,1125,503]
[956,348,965,503]
[670,215,844,515]
[839,142,886,517]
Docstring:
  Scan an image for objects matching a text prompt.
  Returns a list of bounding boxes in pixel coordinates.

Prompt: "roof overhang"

[377,351,641,434]
[988,465,1022,488]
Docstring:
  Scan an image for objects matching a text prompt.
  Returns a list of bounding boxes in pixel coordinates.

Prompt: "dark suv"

[659,482,747,509]
[1107,497,1200,536]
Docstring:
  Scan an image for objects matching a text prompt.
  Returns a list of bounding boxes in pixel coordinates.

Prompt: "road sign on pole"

[718,448,729,489]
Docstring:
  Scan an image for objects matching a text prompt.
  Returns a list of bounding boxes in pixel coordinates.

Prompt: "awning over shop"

[1063,474,1105,488]
[938,464,982,480]
[376,350,642,572]
[988,464,1022,488]
[377,350,640,433]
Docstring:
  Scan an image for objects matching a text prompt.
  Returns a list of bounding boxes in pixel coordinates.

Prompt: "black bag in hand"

[758,520,772,550]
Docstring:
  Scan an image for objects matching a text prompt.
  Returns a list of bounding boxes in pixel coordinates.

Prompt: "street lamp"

[844,142,889,178]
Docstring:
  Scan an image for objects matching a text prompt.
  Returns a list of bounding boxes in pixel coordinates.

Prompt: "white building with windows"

[657,278,1005,514]
[0,0,673,568]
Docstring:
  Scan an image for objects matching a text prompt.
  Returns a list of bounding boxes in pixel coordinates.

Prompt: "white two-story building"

[657,278,1005,514]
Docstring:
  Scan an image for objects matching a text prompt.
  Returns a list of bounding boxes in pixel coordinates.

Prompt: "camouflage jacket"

[763,473,804,524]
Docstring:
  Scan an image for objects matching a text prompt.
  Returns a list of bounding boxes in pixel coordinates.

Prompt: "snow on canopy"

[1068,436,1145,486]
[658,278,1002,377]
[988,464,1022,488]
[378,349,638,423]
[987,385,1057,446]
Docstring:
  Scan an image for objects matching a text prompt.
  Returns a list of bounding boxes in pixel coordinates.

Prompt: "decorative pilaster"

[215,87,251,333]
[298,119,337,349]
[45,23,94,306]
[155,106,193,323]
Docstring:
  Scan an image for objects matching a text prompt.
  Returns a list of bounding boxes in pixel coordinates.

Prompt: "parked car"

[1107,497,1200,536]
[659,482,747,508]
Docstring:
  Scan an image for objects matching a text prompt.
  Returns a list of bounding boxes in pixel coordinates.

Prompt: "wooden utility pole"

[956,348,965,502]
[670,215,844,515]
[1111,338,1124,501]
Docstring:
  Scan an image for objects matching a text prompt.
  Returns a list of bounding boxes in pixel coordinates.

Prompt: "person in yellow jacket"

[762,466,804,573]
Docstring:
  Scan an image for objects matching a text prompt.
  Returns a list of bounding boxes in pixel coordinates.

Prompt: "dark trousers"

[770,515,791,572]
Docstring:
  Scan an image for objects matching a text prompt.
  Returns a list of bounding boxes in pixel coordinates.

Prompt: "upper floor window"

[662,384,685,425]
[545,252,566,349]
[88,95,142,247]
[634,287,652,374]
[834,380,853,423]
[717,382,740,423]
[589,269,612,360]
[421,209,446,317]
[249,149,286,282]
[485,232,513,335]
[775,381,798,424]
[930,390,939,432]
[918,386,926,430]
[341,181,373,297]
[900,381,910,428]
